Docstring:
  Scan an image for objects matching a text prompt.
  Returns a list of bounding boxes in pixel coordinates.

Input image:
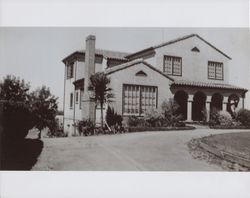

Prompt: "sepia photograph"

[1,27,249,171]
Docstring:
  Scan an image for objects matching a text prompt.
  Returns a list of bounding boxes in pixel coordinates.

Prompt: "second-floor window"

[75,91,79,104]
[163,55,182,76]
[67,63,74,79]
[208,61,223,80]
[70,93,73,109]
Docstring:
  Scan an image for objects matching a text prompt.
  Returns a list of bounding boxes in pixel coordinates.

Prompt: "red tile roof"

[105,59,174,81]
[125,34,232,60]
[62,49,129,63]
[171,80,247,91]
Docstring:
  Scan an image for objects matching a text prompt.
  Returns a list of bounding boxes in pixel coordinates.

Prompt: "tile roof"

[125,34,232,60]
[105,59,174,81]
[171,80,247,91]
[62,49,129,63]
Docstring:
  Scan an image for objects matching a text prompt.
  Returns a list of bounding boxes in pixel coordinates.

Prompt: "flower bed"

[127,126,195,133]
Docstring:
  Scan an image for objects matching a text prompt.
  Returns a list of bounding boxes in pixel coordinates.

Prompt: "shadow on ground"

[1,138,43,170]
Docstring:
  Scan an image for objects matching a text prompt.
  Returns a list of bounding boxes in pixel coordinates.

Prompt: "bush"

[77,119,95,136]
[144,108,163,127]
[236,109,250,127]
[105,106,123,127]
[218,110,233,126]
[161,99,182,127]
[3,101,34,139]
[209,108,220,126]
[127,116,149,127]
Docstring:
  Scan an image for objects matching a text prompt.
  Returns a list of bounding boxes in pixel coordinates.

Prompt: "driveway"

[32,128,250,171]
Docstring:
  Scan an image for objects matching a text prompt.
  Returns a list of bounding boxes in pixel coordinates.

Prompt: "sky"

[0,27,249,110]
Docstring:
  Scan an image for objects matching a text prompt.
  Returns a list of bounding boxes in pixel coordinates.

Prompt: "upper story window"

[75,91,79,104]
[67,63,74,79]
[123,84,157,116]
[208,61,223,80]
[70,93,73,109]
[163,55,182,76]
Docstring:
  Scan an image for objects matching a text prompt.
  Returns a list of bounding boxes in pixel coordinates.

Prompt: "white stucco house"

[62,34,248,136]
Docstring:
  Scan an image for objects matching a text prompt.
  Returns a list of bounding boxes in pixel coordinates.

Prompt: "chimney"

[85,35,96,90]
[82,35,96,122]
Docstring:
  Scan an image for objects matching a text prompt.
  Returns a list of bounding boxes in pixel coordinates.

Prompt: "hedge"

[127,126,195,132]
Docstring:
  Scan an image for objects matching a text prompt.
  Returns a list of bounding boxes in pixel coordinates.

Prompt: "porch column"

[223,96,228,111]
[236,97,242,109]
[206,96,211,122]
[187,94,193,122]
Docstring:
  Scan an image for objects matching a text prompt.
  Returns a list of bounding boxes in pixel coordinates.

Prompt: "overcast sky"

[0,27,249,110]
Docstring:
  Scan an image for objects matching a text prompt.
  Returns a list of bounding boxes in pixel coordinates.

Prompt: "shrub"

[161,99,182,127]
[236,109,250,127]
[218,110,233,126]
[77,119,95,136]
[209,108,220,126]
[144,108,163,127]
[127,116,149,127]
[105,106,123,127]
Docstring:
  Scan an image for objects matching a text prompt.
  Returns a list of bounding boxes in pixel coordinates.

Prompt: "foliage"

[0,75,59,140]
[105,105,123,127]
[218,110,233,126]
[144,108,163,127]
[161,99,183,127]
[90,72,113,128]
[77,119,95,136]
[127,116,150,127]
[236,109,250,127]
[31,86,58,139]
[209,108,220,126]
[0,76,34,139]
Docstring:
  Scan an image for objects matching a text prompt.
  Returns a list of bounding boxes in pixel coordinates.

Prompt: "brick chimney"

[82,35,96,122]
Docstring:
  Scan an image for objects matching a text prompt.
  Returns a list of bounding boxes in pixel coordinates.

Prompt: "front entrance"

[192,91,206,121]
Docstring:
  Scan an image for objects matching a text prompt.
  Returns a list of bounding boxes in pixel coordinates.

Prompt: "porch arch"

[174,90,188,120]
[211,93,223,111]
[227,94,240,116]
[192,91,206,121]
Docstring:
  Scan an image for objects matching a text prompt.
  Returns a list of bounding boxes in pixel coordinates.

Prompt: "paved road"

[32,128,250,171]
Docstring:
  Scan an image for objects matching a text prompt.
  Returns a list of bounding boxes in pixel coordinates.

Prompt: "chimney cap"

[86,35,96,41]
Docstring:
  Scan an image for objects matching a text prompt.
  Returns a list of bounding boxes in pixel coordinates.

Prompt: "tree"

[31,86,58,139]
[0,75,34,139]
[89,72,113,128]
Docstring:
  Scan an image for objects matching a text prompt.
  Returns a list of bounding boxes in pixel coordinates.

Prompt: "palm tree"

[89,72,113,128]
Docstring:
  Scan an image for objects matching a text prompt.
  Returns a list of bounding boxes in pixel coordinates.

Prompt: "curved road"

[32,127,250,171]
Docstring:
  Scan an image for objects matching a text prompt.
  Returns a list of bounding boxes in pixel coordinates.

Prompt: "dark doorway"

[211,93,223,111]
[192,91,206,121]
[174,90,188,120]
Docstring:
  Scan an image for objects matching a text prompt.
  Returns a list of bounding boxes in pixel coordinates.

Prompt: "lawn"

[201,132,250,160]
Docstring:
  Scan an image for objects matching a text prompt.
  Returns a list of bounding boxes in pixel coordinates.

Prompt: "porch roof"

[171,80,248,91]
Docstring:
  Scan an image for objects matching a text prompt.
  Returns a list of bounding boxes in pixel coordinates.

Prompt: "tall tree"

[89,72,113,128]
[31,86,58,139]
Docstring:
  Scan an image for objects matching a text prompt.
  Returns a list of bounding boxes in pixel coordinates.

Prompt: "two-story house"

[62,34,247,136]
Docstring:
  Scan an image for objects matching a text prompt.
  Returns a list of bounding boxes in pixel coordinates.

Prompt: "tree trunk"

[38,130,41,139]
[100,103,103,128]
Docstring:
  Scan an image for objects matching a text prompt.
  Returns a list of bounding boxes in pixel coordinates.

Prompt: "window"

[79,90,83,109]
[163,55,182,76]
[123,84,157,115]
[208,61,223,80]
[67,63,74,79]
[76,91,79,104]
[70,93,73,109]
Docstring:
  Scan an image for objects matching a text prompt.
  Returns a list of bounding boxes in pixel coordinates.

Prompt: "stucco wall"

[144,36,230,84]
[107,62,173,115]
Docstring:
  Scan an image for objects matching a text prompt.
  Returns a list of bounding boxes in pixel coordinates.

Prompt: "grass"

[201,132,250,160]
